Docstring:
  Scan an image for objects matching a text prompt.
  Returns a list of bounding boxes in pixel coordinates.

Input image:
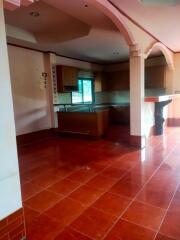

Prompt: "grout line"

[20,134,171,239]
[102,140,179,239]
[152,150,180,239]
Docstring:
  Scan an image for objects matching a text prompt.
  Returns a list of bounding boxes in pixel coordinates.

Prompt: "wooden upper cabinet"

[94,72,107,92]
[56,65,78,92]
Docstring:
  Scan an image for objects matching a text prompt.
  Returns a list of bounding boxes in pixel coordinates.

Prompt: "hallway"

[18,128,180,240]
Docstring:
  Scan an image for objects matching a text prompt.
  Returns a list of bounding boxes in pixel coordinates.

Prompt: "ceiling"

[110,0,180,52]
[4,0,128,64]
[4,0,176,64]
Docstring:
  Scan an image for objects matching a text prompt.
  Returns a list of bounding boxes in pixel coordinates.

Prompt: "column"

[0,4,25,238]
[43,52,56,128]
[129,49,145,148]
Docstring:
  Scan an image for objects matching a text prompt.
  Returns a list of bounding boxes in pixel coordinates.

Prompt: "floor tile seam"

[69,226,96,240]
[22,188,44,202]
[25,167,86,192]
[101,143,178,240]
[156,233,177,240]
[43,204,87,228]
[23,161,137,213]
[24,196,64,215]
[133,143,179,199]
[152,181,180,240]
[134,199,168,211]
[21,163,86,186]
[120,217,159,233]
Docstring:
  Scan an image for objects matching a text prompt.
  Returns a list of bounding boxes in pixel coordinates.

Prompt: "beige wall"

[8,46,104,136]
[8,45,51,136]
[173,53,180,93]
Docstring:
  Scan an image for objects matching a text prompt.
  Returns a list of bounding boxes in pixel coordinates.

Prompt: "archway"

[145,42,174,70]
[86,0,136,47]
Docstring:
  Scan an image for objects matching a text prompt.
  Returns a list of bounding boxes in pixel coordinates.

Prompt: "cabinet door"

[62,66,78,86]
[56,65,63,92]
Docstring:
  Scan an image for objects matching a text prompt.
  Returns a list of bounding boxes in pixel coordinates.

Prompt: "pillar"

[43,52,56,128]
[129,48,145,148]
[0,3,25,238]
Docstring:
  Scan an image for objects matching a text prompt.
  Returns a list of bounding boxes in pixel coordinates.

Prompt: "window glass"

[72,79,93,104]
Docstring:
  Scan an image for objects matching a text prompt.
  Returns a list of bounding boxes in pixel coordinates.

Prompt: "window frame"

[71,78,94,104]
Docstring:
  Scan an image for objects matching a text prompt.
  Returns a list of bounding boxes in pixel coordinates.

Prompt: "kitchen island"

[57,109,109,138]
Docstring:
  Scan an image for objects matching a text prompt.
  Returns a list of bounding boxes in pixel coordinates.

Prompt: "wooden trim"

[129,135,145,148]
[0,208,26,240]
[107,0,175,53]
[167,118,180,127]
[16,129,54,146]
[7,43,103,65]
[7,42,46,54]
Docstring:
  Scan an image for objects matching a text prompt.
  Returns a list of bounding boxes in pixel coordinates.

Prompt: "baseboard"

[0,208,26,240]
[16,129,55,146]
[167,118,180,127]
[129,135,146,149]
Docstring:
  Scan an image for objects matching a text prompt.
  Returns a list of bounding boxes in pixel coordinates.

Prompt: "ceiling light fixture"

[30,11,40,17]
[84,1,88,7]
[113,52,119,55]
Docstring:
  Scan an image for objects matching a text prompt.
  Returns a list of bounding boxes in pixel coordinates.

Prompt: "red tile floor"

[18,127,180,240]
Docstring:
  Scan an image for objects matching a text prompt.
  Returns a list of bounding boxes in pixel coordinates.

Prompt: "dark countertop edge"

[53,103,130,106]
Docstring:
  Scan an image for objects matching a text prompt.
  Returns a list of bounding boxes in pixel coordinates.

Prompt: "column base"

[129,135,146,149]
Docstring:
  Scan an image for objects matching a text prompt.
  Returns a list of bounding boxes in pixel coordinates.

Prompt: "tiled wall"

[95,91,130,105]
[0,208,26,240]
[57,89,165,106]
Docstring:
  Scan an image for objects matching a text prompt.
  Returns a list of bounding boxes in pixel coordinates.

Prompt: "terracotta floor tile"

[44,197,85,226]
[25,190,62,213]
[121,171,151,186]
[122,201,166,231]
[0,235,9,240]
[111,159,137,170]
[67,168,97,183]
[47,165,76,178]
[55,227,93,240]
[136,185,175,209]
[155,234,176,240]
[104,219,156,240]
[71,207,117,240]
[147,174,178,191]
[26,214,64,240]
[17,128,180,240]
[68,185,104,208]
[101,167,127,179]
[169,191,180,212]
[21,182,43,201]
[110,179,141,198]
[23,206,40,225]
[93,192,131,217]
[160,210,180,240]
[85,174,117,192]
[86,162,107,173]
[48,178,81,196]
[31,173,61,188]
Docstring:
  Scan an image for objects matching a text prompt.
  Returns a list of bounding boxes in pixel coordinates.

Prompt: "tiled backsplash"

[57,89,166,105]
[95,91,130,104]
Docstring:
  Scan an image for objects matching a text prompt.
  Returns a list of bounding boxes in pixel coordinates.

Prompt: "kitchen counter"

[57,109,109,137]
[145,94,180,103]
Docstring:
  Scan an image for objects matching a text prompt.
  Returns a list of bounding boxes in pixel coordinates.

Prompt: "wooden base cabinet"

[57,110,109,138]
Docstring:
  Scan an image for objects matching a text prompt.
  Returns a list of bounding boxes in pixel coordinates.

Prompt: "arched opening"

[86,0,136,47]
[144,42,174,137]
[145,42,174,70]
